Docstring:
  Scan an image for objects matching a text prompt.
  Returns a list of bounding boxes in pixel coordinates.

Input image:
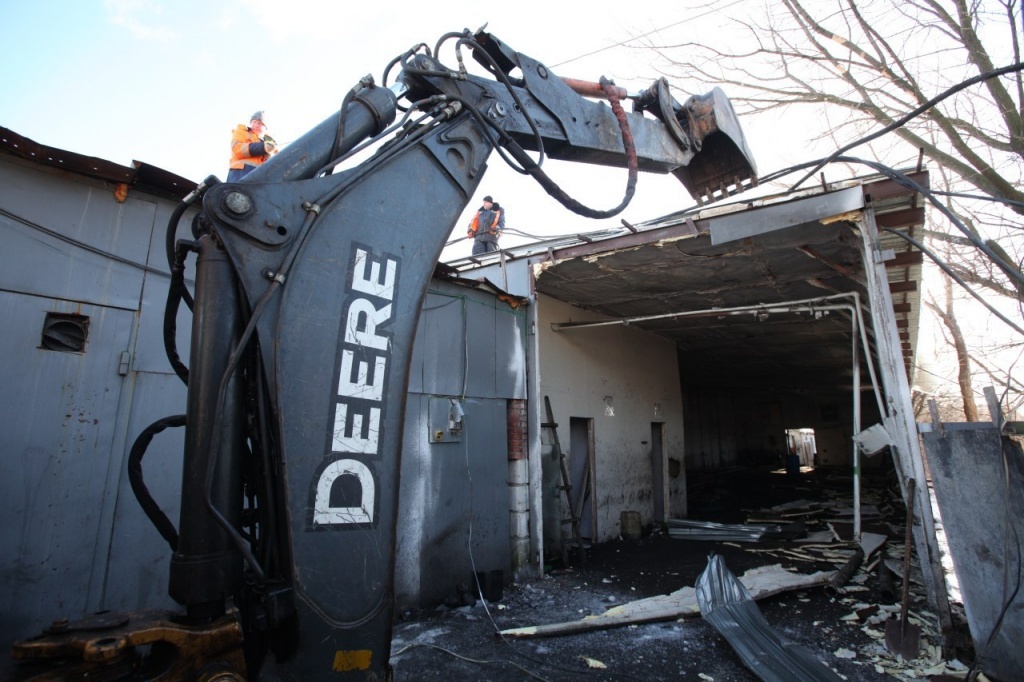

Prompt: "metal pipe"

[851,291,887,419]
[853,308,862,542]
[553,291,888,419]
[551,292,868,330]
[561,77,630,100]
[825,546,865,597]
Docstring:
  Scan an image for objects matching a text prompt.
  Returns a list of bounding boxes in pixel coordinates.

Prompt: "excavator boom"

[12,29,756,681]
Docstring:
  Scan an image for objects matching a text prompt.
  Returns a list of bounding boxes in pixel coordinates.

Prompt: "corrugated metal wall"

[0,154,529,658]
[0,156,189,659]
[396,287,528,608]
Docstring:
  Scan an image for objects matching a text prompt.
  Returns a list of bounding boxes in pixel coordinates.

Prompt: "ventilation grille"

[41,313,90,353]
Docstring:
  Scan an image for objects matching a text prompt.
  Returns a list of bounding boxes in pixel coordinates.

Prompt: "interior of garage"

[448,171,928,559]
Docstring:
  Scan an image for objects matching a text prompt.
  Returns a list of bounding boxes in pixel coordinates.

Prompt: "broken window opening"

[783,428,816,473]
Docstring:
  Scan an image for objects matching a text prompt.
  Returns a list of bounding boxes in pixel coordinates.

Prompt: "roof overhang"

[461,174,925,393]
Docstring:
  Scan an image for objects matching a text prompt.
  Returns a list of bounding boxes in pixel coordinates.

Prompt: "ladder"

[543,396,586,565]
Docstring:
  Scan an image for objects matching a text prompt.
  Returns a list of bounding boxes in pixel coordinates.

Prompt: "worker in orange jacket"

[467,195,505,255]
[228,111,277,181]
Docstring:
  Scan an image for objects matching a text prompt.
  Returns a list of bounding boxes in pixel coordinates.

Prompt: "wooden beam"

[886,251,924,267]
[892,303,912,313]
[796,246,858,278]
[876,207,925,229]
[889,280,918,293]
[863,171,929,201]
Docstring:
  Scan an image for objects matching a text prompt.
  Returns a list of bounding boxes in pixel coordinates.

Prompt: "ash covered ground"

[390,468,969,681]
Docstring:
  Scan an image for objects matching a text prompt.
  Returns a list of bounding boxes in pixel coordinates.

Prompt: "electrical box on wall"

[429,396,464,443]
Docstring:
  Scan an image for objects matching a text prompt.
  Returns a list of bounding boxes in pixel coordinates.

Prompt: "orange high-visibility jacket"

[229,124,270,172]
[467,207,503,238]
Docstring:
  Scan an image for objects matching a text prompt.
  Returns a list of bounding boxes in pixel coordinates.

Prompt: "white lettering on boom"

[313,247,398,528]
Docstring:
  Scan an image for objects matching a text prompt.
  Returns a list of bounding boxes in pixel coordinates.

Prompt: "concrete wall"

[536,294,686,547]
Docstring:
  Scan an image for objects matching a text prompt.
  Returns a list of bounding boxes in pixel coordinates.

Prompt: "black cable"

[454,34,546,169]
[882,227,1024,336]
[165,199,190,272]
[498,78,639,219]
[391,643,551,681]
[789,62,1024,193]
[165,175,217,309]
[164,240,196,385]
[926,188,1024,212]
[836,156,1024,289]
[383,43,431,90]
[0,205,191,281]
[324,76,376,176]
[128,414,186,551]
[432,32,466,62]
[314,97,443,178]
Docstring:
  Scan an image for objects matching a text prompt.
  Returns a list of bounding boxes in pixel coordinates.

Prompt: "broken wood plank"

[499,564,833,640]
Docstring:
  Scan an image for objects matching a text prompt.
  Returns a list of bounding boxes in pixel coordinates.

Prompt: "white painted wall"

[536,294,686,546]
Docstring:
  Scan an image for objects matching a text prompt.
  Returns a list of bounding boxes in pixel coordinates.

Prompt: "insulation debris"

[499,563,833,639]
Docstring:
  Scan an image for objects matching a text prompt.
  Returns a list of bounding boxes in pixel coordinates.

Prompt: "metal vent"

[41,313,90,353]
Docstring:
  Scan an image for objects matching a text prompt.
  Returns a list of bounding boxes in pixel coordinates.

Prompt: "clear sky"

[0,0,791,259]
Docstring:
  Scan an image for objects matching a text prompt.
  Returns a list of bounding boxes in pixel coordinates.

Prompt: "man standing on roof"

[228,111,277,181]
[467,195,505,256]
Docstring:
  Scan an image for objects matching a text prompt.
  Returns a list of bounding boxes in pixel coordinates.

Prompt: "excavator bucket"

[674,87,758,204]
[635,79,758,205]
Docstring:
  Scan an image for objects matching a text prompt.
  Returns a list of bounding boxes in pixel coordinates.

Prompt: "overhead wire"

[788,62,1024,193]
[881,226,1024,337]
[547,0,749,69]
[454,410,646,682]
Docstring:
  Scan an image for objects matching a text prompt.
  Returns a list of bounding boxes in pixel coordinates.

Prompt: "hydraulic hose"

[128,414,186,551]
[164,239,196,385]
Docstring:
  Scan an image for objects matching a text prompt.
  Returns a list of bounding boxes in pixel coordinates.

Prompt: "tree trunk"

[942,275,979,421]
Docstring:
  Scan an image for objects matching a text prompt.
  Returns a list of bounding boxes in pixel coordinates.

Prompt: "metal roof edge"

[0,126,197,201]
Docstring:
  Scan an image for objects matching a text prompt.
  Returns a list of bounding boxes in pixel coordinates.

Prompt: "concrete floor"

[389,467,972,681]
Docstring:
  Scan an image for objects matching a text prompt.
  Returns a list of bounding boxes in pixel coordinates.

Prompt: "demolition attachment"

[633,77,758,205]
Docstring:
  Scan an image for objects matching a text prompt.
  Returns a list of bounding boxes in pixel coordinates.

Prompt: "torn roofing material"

[696,554,844,681]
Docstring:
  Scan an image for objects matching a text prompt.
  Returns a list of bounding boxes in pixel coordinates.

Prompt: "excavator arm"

[12,29,755,681]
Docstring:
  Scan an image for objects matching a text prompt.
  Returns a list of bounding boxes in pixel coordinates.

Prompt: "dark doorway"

[570,417,595,543]
[651,422,665,522]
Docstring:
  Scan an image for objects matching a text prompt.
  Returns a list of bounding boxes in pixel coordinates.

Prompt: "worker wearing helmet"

[228,111,277,181]
[467,195,505,255]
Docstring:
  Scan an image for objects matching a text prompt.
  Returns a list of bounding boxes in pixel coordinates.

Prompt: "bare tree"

[927,275,981,420]
[653,0,1023,417]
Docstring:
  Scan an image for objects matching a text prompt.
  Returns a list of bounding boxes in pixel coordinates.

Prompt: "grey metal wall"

[396,286,528,608]
[0,155,191,659]
[0,152,533,666]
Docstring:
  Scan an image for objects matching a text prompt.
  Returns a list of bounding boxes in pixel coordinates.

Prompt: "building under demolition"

[2,126,1020,680]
